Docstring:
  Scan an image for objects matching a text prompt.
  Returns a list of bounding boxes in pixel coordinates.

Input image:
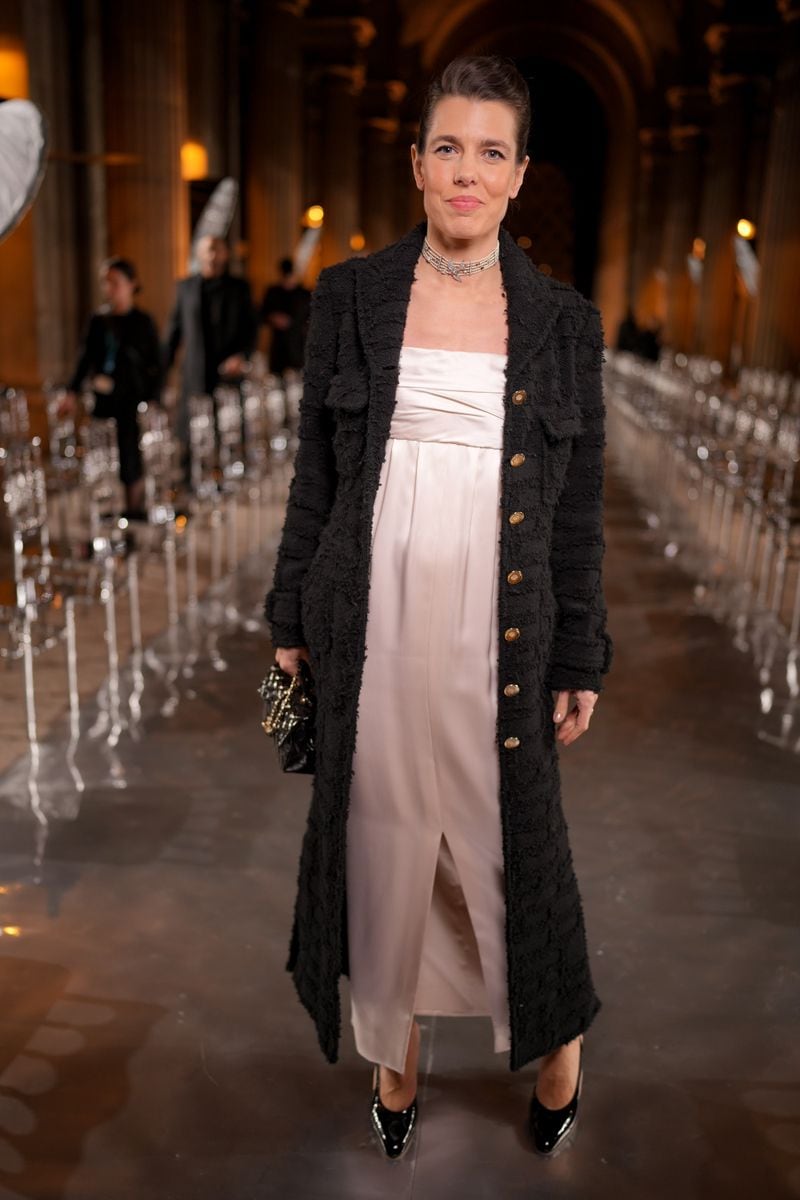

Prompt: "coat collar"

[354,217,565,404]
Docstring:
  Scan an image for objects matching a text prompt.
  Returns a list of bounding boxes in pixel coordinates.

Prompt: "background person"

[65,256,161,518]
[163,235,257,476]
[259,256,311,375]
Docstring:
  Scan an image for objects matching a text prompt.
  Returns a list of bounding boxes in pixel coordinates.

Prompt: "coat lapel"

[354,217,566,426]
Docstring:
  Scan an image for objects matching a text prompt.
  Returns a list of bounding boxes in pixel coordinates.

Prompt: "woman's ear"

[510,154,530,200]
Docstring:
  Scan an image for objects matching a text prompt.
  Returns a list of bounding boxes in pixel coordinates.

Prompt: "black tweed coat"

[264,217,613,1072]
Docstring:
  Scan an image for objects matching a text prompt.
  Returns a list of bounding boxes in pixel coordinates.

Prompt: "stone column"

[662,87,708,352]
[361,79,406,253]
[103,0,188,329]
[23,0,80,382]
[302,15,376,268]
[631,128,672,327]
[245,0,306,302]
[751,0,800,371]
[319,64,364,266]
[695,16,777,369]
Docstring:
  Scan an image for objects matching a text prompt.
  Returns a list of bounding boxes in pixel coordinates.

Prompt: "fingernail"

[554,712,562,721]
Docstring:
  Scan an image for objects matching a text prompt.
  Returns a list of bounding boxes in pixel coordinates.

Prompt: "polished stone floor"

[0,466,799,1200]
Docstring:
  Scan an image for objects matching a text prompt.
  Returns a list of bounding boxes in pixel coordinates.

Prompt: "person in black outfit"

[260,256,311,375]
[66,256,161,517]
[637,316,663,362]
[163,235,257,472]
[615,305,640,353]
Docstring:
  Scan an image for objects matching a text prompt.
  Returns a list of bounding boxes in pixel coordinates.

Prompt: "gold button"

[510,453,526,467]
[507,569,523,585]
[512,389,527,405]
[504,736,520,749]
[504,627,520,642]
[509,511,525,525]
[504,683,520,697]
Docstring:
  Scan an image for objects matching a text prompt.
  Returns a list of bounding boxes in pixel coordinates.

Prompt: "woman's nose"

[454,160,478,183]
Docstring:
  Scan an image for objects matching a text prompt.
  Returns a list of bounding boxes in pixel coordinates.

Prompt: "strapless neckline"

[401,344,507,360]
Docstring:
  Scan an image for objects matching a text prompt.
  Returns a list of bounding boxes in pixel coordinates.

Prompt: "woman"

[66,257,161,517]
[264,54,612,1159]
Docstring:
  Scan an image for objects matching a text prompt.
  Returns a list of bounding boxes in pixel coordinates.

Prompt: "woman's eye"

[435,145,455,154]
[486,149,505,160]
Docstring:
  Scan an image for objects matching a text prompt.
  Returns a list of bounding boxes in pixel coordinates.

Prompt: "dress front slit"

[346,345,513,1074]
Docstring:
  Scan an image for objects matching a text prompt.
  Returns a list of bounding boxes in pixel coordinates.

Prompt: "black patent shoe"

[528,1034,584,1156]
[370,1064,418,1160]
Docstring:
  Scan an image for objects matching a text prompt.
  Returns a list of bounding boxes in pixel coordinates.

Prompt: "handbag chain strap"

[262,670,301,736]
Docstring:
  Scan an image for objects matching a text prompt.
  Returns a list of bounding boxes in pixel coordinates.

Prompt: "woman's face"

[411,95,528,244]
[101,267,136,312]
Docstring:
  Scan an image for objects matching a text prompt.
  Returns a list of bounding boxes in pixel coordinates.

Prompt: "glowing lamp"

[181,141,208,181]
[0,40,28,98]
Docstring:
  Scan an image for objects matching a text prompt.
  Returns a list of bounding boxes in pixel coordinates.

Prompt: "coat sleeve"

[68,314,102,392]
[162,282,183,370]
[235,278,257,357]
[544,304,613,694]
[263,266,340,648]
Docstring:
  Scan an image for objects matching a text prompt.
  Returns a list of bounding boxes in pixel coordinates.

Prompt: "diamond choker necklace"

[421,237,500,282]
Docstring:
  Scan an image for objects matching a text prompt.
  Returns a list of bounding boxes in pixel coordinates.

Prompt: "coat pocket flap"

[323,369,369,412]
[538,405,583,441]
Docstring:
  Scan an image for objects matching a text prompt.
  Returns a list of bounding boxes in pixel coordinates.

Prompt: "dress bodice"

[390,345,508,450]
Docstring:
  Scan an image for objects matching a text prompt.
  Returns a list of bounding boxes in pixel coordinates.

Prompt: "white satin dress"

[346,344,513,1073]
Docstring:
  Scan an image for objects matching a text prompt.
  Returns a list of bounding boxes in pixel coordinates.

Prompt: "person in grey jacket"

[163,235,256,474]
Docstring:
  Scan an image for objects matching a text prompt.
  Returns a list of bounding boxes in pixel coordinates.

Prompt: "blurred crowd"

[60,238,311,516]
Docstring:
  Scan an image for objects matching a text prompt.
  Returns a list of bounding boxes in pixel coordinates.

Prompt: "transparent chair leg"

[226,492,238,575]
[102,556,123,746]
[210,504,223,585]
[21,611,38,748]
[128,551,142,654]
[164,529,179,629]
[182,521,200,682]
[126,551,145,733]
[64,596,85,797]
[225,494,240,621]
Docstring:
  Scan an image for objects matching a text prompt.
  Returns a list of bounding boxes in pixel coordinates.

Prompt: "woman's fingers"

[553,690,570,725]
[556,690,599,745]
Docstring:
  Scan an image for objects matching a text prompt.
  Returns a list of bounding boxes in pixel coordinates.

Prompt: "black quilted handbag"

[258,659,316,774]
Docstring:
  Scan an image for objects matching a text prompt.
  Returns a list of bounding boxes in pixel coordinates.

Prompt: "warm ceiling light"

[692,237,706,260]
[349,231,366,252]
[180,141,208,181]
[737,218,756,240]
[304,205,324,228]
[0,40,28,98]
[517,236,532,250]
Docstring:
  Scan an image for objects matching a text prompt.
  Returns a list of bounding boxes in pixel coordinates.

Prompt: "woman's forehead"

[428,94,516,135]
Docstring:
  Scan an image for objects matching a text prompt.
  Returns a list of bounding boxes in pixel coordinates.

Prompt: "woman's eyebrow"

[430,134,512,151]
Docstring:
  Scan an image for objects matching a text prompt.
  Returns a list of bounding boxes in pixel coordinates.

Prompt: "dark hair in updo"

[415,54,531,165]
[102,256,141,294]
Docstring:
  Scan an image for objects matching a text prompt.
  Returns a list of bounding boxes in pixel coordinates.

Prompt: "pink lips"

[448,198,482,212]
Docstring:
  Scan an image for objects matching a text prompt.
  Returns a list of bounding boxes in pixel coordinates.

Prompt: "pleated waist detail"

[390,346,508,450]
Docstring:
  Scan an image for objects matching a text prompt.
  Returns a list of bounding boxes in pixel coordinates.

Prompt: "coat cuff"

[264,588,306,649]
[545,631,613,694]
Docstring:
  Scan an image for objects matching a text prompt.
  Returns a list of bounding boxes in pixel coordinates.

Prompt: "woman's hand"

[275,646,310,676]
[553,689,598,746]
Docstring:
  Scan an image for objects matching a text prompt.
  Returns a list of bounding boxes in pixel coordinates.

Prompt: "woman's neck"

[423,220,500,263]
